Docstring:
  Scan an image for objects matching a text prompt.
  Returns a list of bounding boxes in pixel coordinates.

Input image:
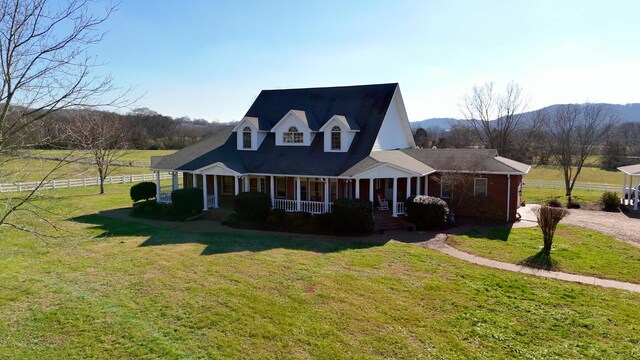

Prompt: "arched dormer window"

[331,126,341,150]
[283,126,303,144]
[242,127,252,149]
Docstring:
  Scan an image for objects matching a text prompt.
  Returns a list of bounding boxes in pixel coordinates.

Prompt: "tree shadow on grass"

[520,250,557,270]
[460,225,513,241]
[72,210,388,256]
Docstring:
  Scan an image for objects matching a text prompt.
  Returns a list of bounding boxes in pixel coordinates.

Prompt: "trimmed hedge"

[171,188,203,215]
[130,182,156,202]
[234,191,272,222]
[404,195,449,230]
[331,198,373,235]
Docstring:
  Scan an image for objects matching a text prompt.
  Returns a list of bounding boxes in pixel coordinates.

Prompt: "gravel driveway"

[519,205,640,247]
[561,209,640,247]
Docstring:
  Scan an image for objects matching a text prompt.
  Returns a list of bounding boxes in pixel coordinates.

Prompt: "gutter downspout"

[506,174,511,222]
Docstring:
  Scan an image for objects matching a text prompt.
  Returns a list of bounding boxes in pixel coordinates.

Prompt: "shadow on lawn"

[72,210,388,256]
[521,250,557,270]
[459,224,514,242]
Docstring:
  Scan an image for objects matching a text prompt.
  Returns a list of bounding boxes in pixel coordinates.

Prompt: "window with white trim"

[440,180,452,199]
[242,127,252,149]
[474,178,487,197]
[330,126,341,150]
[283,126,303,144]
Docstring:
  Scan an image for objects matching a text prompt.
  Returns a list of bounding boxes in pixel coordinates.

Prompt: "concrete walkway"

[423,234,640,293]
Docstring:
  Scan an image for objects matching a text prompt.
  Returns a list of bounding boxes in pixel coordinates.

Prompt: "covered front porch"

[153,169,433,217]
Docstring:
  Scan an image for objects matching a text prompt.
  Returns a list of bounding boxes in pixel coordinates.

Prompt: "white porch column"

[424,175,429,196]
[406,177,411,199]
[416,176,421,196]
[234,176,239,195]
[369,178,374,207]
[270,176,275,206]
[192,173,197,188]
[633,177,640,211]
[172,172,178,191]
[202,175,208,211]
[355,178,360,199]
[630,175,634,206]
[213,175,219,208]
[244,176,250,192]
[623,173,627,204]
[324,178,330,213]
[392,177,398,217]
[155,171,161,203]
[296,177,302,211]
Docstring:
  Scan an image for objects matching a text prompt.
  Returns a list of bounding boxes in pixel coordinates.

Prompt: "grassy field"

[527,166,622,184]
[1,150,175,182]
[448,225,640,284]
[1,185,640,358]
[25,149,176,162]
[521,186,605,205]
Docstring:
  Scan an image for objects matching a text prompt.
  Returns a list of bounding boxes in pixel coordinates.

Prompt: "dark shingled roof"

[401,148,530,174]
[161,83,399,176]
[151,126,234,170]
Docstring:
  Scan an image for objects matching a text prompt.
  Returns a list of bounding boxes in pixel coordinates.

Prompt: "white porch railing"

[273,199,332,214]
[396,202,406,215]
[207,195,216,208]
[158,191,172,204]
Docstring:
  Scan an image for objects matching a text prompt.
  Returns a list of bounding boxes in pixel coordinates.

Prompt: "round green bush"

[130,181,156,202]
[404,195,449,230]
[266,208,287,225]
[234,191,272,222]
[601,191,619,212]
[171,188,203,215]
[331,198,373,235]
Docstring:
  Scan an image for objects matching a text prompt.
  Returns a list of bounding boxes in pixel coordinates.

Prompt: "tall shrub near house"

[404,195,450,229]
[331,199,373,235]
[171,188,203,215]
[234,192,272,222]
[130,182,156,202]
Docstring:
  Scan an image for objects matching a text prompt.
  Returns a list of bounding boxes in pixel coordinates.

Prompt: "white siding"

[322,118,356,152]
[372,87,416,151]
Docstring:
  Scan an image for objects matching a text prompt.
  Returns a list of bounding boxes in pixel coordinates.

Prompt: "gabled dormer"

[232,116,266,151]
[271,110,317,146]
[319,115,360,152]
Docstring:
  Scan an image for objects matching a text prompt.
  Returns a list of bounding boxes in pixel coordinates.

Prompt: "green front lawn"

[1,185,640,358]
[448,225,640,284]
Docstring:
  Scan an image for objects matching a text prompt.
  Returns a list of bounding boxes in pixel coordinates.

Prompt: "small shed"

[618,163,640,211]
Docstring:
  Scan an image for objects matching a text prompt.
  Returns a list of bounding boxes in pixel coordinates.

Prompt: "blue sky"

[91,0,640,121]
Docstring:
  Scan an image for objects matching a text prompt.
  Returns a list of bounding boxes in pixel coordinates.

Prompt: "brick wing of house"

[151,83,530,222]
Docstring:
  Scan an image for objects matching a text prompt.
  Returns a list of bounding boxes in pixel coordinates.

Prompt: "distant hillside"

[411,103,640,130]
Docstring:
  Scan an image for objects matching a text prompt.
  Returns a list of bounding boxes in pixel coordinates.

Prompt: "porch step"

[201,207,234,221]
[374,214,412,231]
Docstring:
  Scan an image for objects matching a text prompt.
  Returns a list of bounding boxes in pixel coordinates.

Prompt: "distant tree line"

[32,107,233,151]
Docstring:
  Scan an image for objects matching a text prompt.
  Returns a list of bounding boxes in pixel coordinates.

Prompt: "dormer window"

[331,126,341,150]
[242,127,252,149]
[283,126,303,144]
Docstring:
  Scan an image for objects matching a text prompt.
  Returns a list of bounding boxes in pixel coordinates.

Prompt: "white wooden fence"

[0,173,172,193]
[525,180,622,192]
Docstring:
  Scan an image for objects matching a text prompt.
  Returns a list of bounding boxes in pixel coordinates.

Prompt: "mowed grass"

[25,149,176,162]
[1,186,640,357]
[527,165,621,184]
[448,225,640,284]
[521,186,605,205]
[0,156,151,182]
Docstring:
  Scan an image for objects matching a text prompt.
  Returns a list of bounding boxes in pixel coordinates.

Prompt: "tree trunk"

[543,235,553,253]
[99,178,105,194]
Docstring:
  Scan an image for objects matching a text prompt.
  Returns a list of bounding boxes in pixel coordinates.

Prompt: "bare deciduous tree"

[0,0,124,234]
[66,110,129,194]
[543,103,619,203]
[459,82,535,160]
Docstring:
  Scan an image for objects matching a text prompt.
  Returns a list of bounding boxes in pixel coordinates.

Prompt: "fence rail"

[525,180,623,192]
[0,173,172,193]
[18,152,150,167]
